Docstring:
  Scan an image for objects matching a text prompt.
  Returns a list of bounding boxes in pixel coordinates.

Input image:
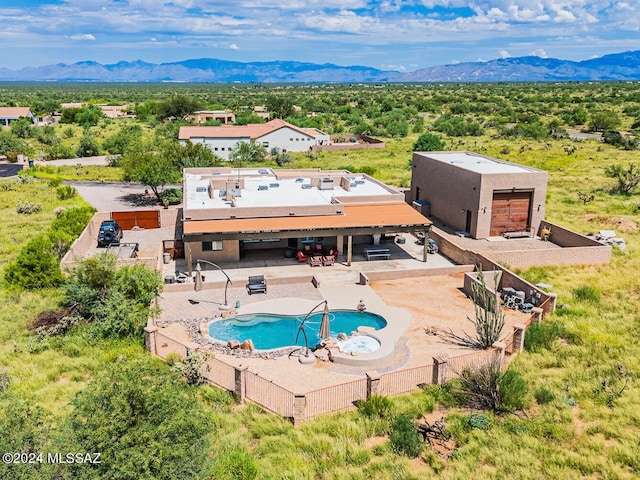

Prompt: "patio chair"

[322,255,335,266]
[296,250,307,262]
[309,256,322,267]
[246,275,267,295]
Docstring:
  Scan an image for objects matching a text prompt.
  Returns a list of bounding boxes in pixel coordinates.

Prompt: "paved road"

[0,162,23,178]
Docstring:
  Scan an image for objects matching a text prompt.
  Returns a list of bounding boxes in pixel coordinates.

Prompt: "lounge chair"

[246,275,267,294]
[309,256,322,267]
[296,250,307,262]
[322,255,335,266]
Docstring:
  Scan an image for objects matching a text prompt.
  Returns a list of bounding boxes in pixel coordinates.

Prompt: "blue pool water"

[209,310,387,350]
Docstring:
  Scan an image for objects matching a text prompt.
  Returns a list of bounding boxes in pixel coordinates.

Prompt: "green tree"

[102,124,143,155]
[229,139,267,166]
[265,94,294,119]
[157,95,201,119]
[413,132,445,151]
[10,116,34,139]
[164,140,222,168]
[70,358,211,480]
[121,145,181,201]
[604,163,640,194]
[76,134,100,157]
[3,234,64,289]
[0,130,26,156]
[589,110,621,132]
[75,107,104,128]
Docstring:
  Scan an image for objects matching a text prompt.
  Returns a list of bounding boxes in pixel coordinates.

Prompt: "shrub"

[48,178,62,187]
[50,206,94,237]
[572,285,601,304]
[524,320,564,352]
[70,358,211,480]
[56,185,77,200]
[3,234,64,289]
[172,351,212,385]
[467,413,491,430]
[457,360,528,414]
[357,395,394,419]
[15,201,42,214]
[159,187,183,205]
[534,387,556,405]
[389,414,423,458]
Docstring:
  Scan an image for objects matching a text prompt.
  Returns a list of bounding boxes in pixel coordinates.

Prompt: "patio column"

[347,235,353,266]
[185,242,193,276]
[423,230,428,263]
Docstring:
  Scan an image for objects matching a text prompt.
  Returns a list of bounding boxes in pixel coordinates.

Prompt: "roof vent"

[318,177,334,190]
[258,185,269,191]
[269,182,280,188]
[258,169,269,174]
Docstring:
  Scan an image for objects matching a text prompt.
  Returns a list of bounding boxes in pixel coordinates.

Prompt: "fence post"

[512,324,526,353]
[492,341,506,369]
[531,307,544,323]
[546,292,558,311]
[432,356,448,385]
[366,371,381,398]
[234,366,247,402]
[143,325,158,355]
[293,394,307,426]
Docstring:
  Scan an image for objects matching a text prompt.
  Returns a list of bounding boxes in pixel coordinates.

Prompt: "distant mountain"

[0,58,395,83]
[395,51,640,82]
[1,51,639,83]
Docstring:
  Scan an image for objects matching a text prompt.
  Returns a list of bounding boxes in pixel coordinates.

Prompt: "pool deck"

[153,271,528,393]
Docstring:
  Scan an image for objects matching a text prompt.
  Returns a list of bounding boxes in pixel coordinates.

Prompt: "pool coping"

[203,297,410,366]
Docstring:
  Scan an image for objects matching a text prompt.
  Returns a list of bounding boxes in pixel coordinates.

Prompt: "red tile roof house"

[178,119,330,160]
[0,107,37,127]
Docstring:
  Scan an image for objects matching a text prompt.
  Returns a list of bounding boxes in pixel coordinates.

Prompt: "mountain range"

[1,51,640,83]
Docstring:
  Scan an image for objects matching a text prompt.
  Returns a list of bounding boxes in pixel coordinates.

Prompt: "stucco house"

[181,167,431,272]
[0,107,37,127]
[178,119,330,160]
[407,151,548,239]
[189,110,236,125]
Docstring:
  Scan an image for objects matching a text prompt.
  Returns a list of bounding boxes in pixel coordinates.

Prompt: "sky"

[1,0,639,72]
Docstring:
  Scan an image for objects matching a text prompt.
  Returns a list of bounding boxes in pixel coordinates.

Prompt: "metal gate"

[490,191,531,236]
[111,210,160,230]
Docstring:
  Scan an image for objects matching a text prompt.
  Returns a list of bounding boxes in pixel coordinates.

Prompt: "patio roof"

[183,202,431,240]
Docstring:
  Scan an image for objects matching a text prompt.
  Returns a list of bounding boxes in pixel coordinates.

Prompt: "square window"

[202,241,223,251]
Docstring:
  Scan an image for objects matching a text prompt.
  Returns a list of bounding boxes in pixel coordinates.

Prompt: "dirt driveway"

[66,181,177,212]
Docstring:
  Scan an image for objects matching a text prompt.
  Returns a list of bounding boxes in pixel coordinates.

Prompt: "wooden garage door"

[490,192,531,236]
[112,210,160,230]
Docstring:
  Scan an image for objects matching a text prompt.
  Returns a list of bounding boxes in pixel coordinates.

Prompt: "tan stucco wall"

[409,152,548,239]
[188,239,241,263]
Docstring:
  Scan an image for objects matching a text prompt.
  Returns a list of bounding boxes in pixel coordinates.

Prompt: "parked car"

[97,220,123,247]
[416,233,439,253]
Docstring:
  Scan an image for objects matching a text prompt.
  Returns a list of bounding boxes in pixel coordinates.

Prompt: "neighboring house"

[0,107,37,127]
[178,119,331,160]
[97,104,132,118]
[189,110,236,124]
[252,106,270,120]
[407,151,548,239]
[181,167,431,270]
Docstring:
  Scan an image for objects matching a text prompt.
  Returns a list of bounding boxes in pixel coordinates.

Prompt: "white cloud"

[499,49,511,58]
[530,48,547,57]
[229,43,240,50]
[69,34,96,41]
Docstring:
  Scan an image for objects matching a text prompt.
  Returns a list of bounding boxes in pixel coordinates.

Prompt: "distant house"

[0,107,36,127]
[189,110,236,125]
[179,119,330,160]
[97,104,132,119]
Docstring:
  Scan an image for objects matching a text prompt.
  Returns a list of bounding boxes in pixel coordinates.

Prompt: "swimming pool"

[208,310,387,350]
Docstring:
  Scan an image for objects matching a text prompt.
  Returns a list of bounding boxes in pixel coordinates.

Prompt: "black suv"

[97,220,123,247]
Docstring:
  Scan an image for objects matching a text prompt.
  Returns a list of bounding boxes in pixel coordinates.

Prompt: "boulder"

[227,339,240,349]
[239,339,254,351]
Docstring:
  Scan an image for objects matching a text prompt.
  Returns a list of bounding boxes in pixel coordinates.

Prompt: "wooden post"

[366,371,381,398]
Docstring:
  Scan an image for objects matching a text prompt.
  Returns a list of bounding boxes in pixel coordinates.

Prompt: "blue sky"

[2,0,639,71]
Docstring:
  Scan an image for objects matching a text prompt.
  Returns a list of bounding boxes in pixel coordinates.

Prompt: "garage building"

[407,151,548,239]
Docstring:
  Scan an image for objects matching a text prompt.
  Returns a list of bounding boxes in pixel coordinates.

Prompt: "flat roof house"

[189,110,236,125]
[178,119,330,160]
[0,107,36,127]
[182,167,432,271]
[408,151,548,239]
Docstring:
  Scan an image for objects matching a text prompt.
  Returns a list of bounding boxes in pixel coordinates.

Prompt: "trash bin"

[163,252,171,264]
[28,160,34,168]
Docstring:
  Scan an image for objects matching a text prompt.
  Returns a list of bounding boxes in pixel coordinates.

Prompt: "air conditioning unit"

[318,177,334,190]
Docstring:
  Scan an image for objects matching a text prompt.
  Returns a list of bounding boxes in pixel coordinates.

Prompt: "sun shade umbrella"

[319,302,330,340]
[194,262,203,292]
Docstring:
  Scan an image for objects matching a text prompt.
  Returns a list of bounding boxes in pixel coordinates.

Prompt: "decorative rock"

[227,339,240,349]
[239,339,254,351]
[337,333,348,341]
